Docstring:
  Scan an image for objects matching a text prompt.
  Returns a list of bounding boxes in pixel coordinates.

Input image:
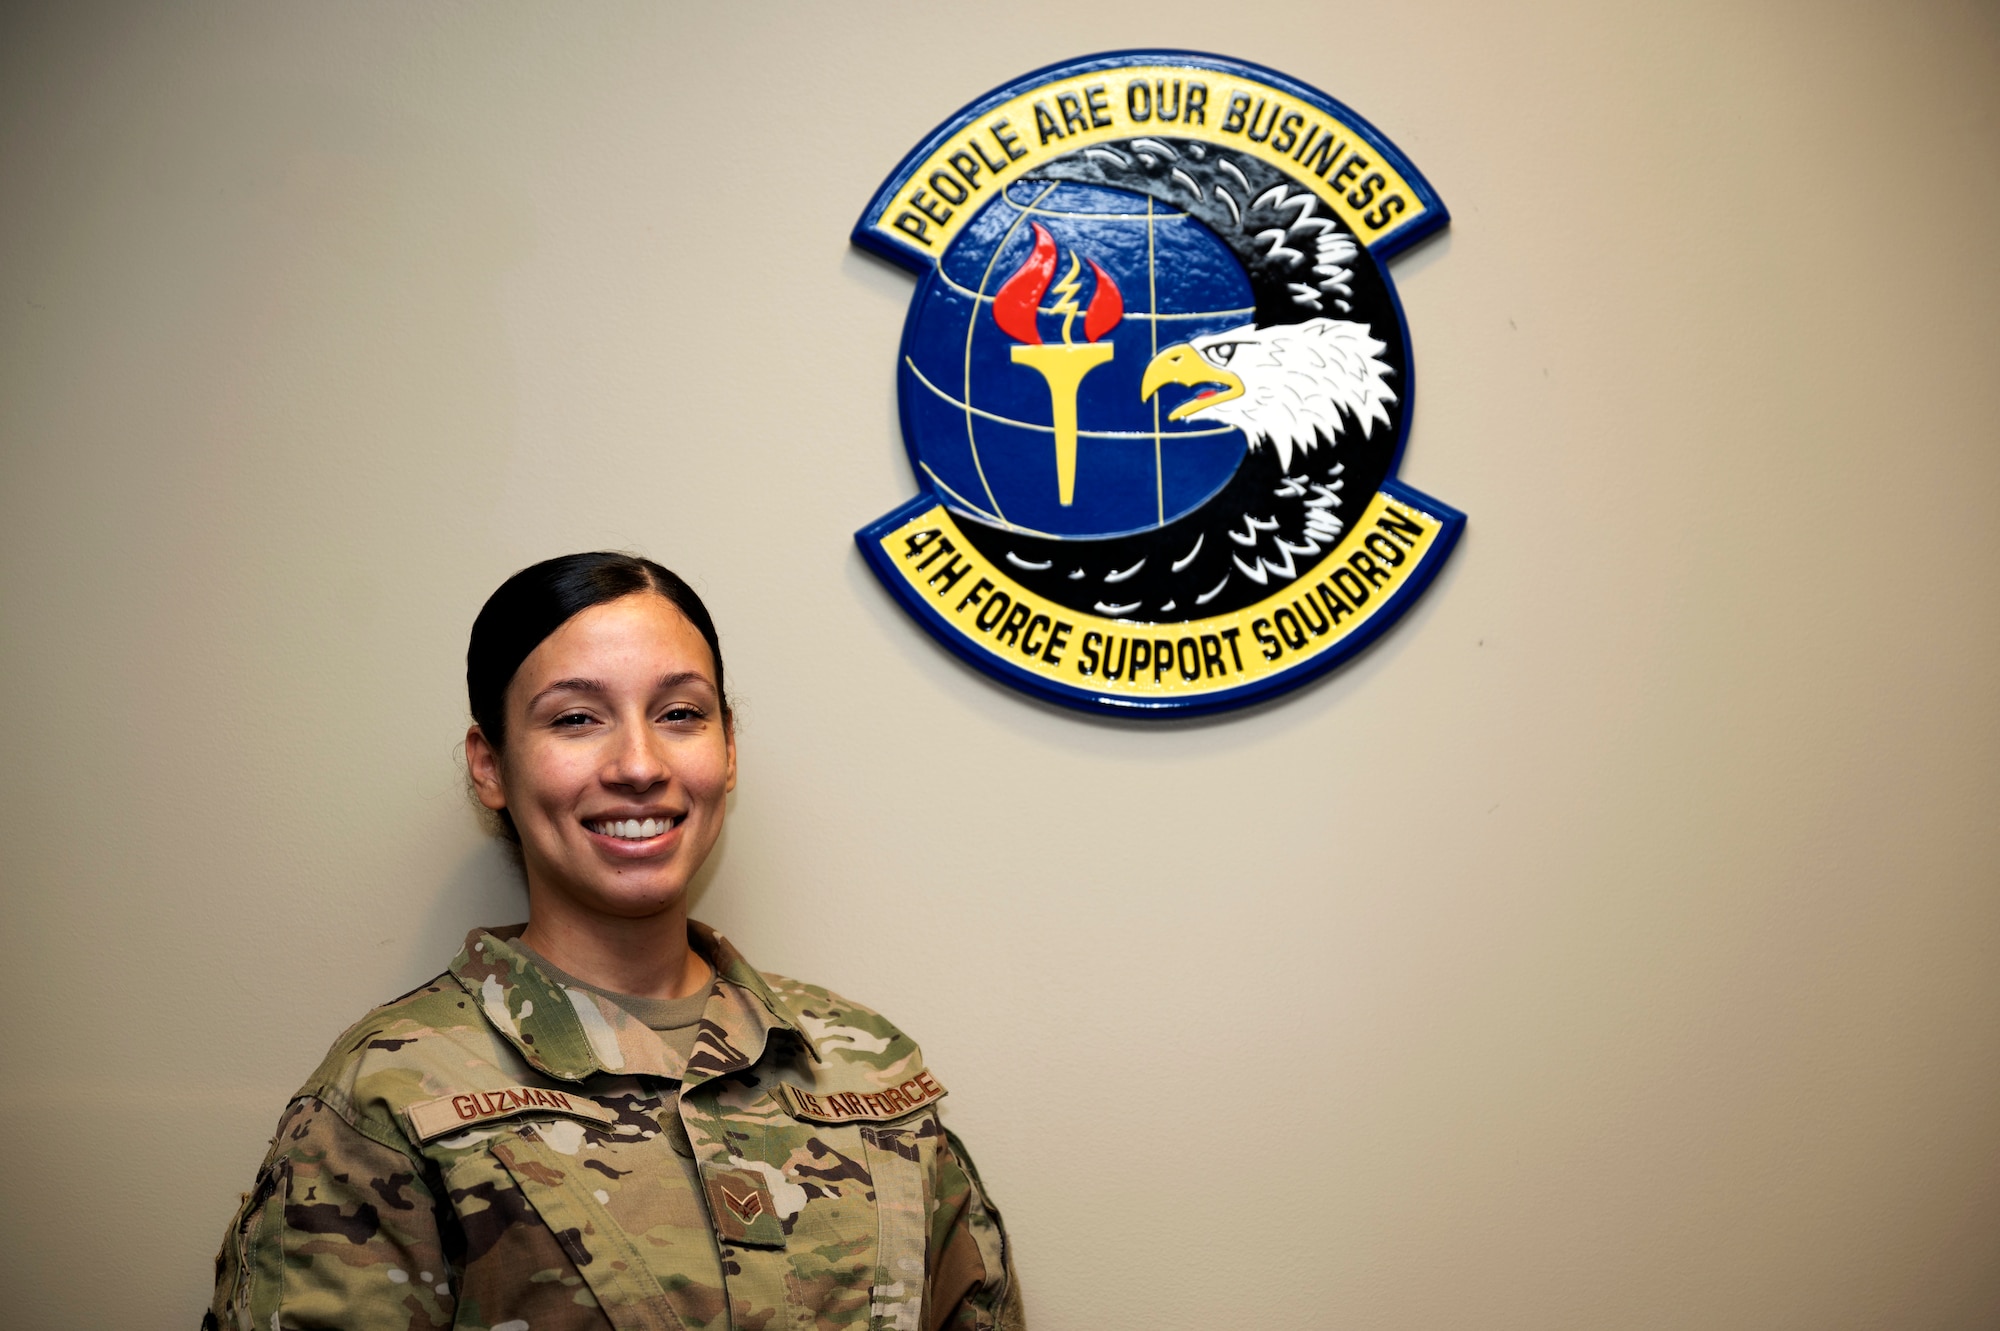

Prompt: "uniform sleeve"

[925,1126,1024,1331]
[207,1097,455,1331]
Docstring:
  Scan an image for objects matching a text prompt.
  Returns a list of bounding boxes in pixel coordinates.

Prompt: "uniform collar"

[449,922,819,1084]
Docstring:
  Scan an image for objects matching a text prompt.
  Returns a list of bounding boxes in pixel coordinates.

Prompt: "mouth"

[1164,380,1239,421]
[1140,345,1244,421]
[584,814,685,842]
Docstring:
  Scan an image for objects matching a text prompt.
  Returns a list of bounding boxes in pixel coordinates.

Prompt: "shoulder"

[758,971,954,1113]
[292,972,503,1150]
[767,971,919,1059]
[699,919,930,1079]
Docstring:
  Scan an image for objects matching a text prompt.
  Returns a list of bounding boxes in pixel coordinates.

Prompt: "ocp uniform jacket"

[206,923,1021,1331]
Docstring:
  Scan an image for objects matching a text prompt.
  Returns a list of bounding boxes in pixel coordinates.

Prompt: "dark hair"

[467,553,727,841]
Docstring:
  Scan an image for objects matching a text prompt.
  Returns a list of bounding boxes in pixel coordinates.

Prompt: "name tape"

[775,1070,947,1124]
[406,1085,617,1143]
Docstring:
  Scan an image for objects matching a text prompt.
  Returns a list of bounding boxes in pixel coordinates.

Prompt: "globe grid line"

[930,261,1253,322]
[919,463,1074,540]
[1148,193,1163,527]
[904,356,1237,441]
[1001,176,1178,217]
[1002,204,1185,222]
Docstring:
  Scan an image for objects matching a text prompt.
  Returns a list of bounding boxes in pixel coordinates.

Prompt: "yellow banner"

[874,63,1428,258]
[877,490,1445,703]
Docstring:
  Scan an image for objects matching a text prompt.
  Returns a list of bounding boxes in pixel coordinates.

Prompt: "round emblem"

[902,178,1255,540]
[856,51,1464,717]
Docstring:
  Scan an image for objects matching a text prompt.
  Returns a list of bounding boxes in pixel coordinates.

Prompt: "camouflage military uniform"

[207,923,1021,1331]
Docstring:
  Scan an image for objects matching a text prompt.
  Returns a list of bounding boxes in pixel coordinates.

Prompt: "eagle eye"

[1202,342,1239,367]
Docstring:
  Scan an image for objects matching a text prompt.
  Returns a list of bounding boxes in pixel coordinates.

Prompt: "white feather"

[1178,319,1396,473]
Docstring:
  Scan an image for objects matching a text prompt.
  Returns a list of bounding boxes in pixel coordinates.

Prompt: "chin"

[527,862,692,922]
[584,882,690,918]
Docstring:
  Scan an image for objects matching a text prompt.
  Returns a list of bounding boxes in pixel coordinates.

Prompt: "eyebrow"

[526,672,714,710]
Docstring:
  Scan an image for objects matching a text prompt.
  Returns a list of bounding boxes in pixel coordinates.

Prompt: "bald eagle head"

[1140,318,1396,473]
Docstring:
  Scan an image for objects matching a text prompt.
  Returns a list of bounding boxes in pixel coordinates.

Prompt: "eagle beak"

[1140,345,1244,422]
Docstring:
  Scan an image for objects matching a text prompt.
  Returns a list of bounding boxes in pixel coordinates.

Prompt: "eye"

[1202,342,1238,367]
[551,710,596,728]
[660,704,707,725]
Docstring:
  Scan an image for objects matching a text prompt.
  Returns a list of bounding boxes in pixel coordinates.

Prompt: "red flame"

[993,223,1056,344]
[992,223,1125,345]
[1083,258,1123,343]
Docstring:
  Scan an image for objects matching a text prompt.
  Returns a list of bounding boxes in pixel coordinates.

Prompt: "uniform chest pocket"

[476,1122,686,1331]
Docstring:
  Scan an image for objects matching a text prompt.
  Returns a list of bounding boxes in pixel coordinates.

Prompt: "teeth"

[593,817,673,838]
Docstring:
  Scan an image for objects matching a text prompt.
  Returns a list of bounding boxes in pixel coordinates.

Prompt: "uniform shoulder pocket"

[209,1097,309,1330]
[208,1150,286,1330]
[859,1116,942,1331]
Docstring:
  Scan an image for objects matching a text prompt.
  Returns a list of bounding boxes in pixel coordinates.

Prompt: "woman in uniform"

[207,552,1021,1331]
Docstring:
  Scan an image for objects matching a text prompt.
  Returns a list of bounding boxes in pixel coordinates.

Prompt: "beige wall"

[4,2,1998,1326]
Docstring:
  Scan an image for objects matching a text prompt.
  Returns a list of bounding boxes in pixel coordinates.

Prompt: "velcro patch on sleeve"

[406,1085,617,1143]
[776,1069,947,1124]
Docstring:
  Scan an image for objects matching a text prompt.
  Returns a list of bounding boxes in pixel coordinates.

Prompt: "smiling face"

[465,593,736,931]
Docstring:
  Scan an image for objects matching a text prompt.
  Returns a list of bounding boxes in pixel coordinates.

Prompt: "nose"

[604,716,670,794]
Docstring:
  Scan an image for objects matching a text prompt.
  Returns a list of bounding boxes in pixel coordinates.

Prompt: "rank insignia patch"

[853,50,1463,717]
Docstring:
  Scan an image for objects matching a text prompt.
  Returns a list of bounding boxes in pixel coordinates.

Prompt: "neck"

[518,892,712,1001]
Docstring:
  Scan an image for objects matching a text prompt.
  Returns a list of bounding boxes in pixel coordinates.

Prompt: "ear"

[723,713,738,795]
[465,725,509,812]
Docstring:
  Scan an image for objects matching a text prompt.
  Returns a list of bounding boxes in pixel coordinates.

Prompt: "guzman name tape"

[407,1085,617,1143]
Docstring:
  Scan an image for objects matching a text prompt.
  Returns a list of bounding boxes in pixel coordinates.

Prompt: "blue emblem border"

[853,49,1461,719]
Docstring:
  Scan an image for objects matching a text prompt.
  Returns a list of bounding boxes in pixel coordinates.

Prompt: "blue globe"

[899,179,1256,539]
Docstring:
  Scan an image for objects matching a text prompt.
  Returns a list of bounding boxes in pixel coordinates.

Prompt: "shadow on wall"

[422,837,529,953]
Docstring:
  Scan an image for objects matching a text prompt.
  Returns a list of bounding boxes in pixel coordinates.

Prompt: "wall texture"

[3,3,1997,1327]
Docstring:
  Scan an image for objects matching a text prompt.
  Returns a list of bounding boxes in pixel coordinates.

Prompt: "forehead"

[515,594,717,690]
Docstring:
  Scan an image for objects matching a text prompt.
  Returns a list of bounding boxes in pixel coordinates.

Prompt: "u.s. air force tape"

[405,1085,617,1143]
[775,1070,946,1124]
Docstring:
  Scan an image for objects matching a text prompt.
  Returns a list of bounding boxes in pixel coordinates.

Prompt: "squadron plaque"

[854,50,1463,716]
